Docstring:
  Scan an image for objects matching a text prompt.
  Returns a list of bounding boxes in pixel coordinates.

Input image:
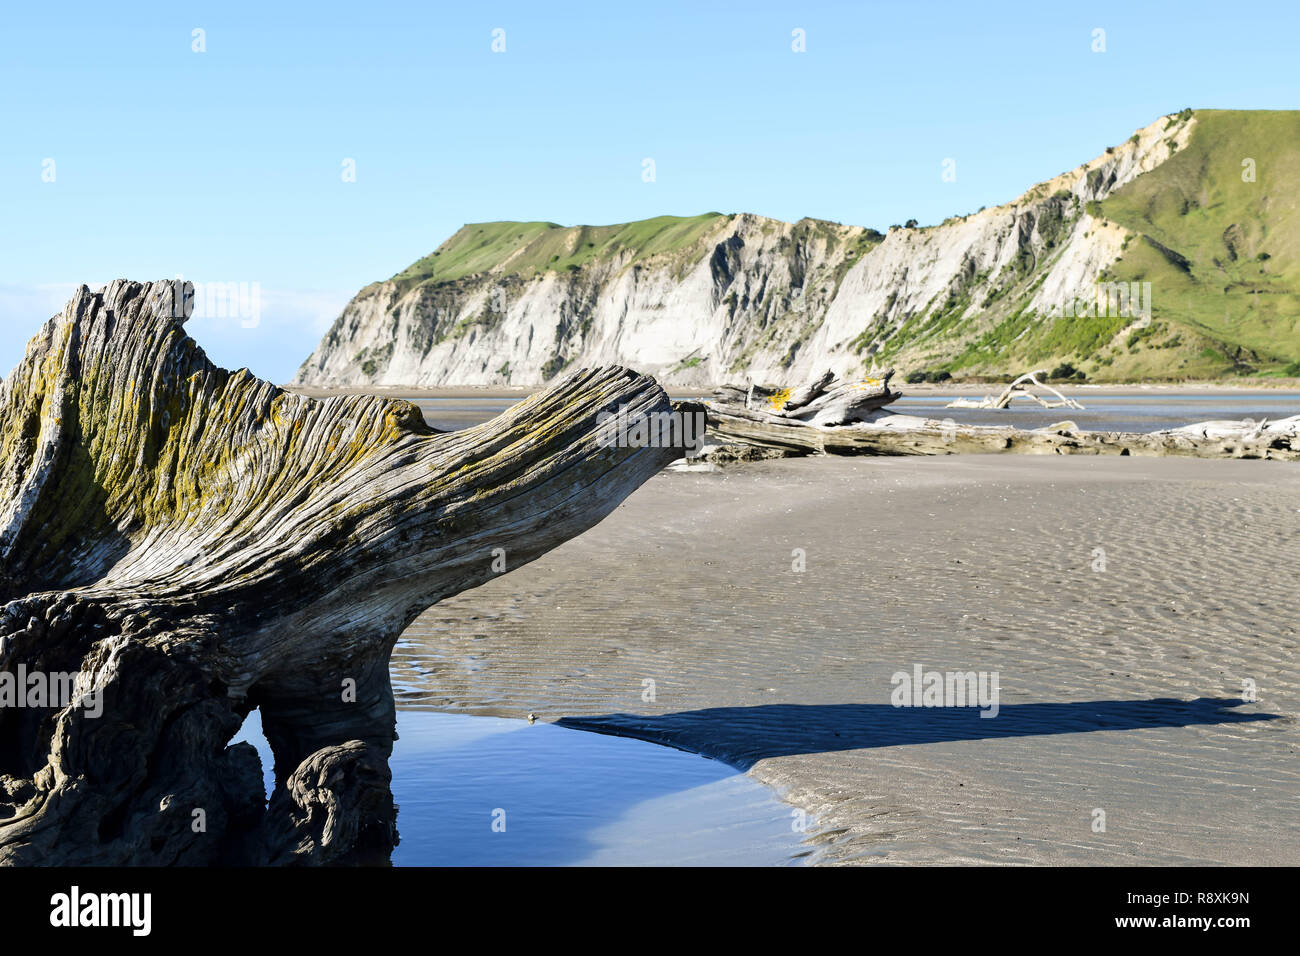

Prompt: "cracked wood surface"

[0,279,688,864]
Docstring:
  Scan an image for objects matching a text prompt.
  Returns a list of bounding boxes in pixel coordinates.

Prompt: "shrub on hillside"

[1049,363,1087,382]
[905,369,952,384]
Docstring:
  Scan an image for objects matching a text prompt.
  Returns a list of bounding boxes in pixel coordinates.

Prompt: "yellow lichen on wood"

[768,387,793,411]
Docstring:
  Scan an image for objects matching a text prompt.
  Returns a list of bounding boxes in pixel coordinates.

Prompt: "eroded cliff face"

[295,114,1196,388]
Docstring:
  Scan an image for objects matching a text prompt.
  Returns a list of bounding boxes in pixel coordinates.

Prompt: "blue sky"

[2,0,1297,382]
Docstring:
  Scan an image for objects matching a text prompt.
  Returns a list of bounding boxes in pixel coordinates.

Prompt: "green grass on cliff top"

[374,110,1300,381]
[392,213,729,287]
[1097,109,1300,365]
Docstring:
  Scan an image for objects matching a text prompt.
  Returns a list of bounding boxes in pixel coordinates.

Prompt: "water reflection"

[232,709,811,866]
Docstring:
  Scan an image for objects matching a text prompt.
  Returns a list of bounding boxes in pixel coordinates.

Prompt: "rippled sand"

[393,456,1300,865]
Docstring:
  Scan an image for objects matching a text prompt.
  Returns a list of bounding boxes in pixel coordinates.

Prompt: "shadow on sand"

[557,697,1282,771]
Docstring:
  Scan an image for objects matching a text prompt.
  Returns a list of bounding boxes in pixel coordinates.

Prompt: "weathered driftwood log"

[706,407,1300,460]
[705,371,1297,459]
[711,368,901,427]
[0,280,691,865]
[946,370,1085,410]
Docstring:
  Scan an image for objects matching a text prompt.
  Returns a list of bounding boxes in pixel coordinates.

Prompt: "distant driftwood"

[0,280,691,865]
[710,368,901,427]
[945,370,1084,410]
[706,371,1300,460]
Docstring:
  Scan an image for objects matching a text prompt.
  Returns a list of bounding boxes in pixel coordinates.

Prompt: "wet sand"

[393,455,1300,865]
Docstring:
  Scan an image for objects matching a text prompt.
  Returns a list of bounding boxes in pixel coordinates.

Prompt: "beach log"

[710,369,902,429]
[705,407,1300,460]
[0,280,689,865]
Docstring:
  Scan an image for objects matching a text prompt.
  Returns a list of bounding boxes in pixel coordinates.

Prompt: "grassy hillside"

[1094,109,1300,378]
[871,109,1300,383]
[391,213,729,289]
[321,111,1300,385]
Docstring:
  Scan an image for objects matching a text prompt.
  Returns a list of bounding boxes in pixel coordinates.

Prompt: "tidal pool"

[233,709,814,866]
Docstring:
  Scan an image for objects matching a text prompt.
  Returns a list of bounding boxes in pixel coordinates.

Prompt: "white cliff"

[294,113,1196,387]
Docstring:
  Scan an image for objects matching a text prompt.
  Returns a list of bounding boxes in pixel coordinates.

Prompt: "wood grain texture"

[0,280,687,864]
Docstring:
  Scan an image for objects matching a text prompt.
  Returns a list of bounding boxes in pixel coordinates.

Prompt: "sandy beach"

[393,454,1300,865]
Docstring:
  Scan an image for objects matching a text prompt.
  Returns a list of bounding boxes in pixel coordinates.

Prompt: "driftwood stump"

[0,280,690,865]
